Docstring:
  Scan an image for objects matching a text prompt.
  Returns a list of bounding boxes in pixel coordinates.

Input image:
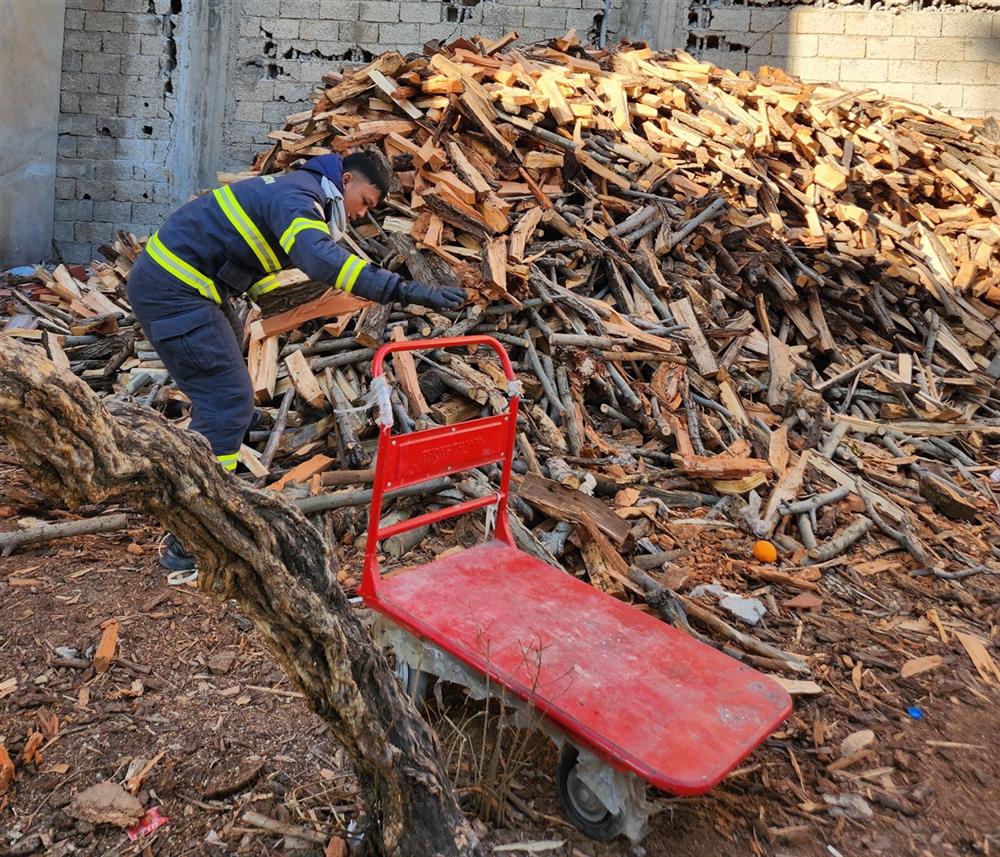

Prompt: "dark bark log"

[0,339,481,857]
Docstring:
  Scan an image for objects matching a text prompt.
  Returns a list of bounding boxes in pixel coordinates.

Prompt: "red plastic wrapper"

[126,806,169,841]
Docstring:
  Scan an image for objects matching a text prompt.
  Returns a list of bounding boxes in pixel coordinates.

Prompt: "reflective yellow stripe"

[247,273,282,300]
[146,232,221,304]
[216,452,238,471]
[213,185,281,273]
[279,217,329,254]
[334,254,367,294]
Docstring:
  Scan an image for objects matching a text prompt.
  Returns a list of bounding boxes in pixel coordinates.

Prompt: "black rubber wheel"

[393,659,431,704]
[555,745,625,841]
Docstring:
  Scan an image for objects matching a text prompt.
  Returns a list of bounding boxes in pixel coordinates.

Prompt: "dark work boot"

[159,533,196,572]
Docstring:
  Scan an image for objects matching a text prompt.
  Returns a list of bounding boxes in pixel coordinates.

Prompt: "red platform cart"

[358,336,792,841]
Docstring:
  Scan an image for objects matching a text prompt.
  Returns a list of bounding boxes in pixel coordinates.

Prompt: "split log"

[0,513,129,554]
[0,339,481,857]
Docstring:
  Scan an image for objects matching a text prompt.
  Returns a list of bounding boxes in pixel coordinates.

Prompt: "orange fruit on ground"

[753,540,778,564]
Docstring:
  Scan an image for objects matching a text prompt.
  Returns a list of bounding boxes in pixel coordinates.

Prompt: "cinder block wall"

[57,0,179,261]
[684,3,999,117]
[224,0,622,169]
[55,0,621,260]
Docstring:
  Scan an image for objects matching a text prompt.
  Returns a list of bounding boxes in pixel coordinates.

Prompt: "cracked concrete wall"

[676,0,999,117]
[1,0,66,266]
[56,0,187,260]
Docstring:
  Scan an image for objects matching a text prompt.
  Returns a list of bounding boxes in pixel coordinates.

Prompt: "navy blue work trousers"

[126,252,254,462]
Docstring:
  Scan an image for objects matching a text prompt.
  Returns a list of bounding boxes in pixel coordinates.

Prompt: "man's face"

[342,172,381,221]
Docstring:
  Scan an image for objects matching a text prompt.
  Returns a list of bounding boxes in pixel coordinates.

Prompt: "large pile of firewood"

[3,34,999,634]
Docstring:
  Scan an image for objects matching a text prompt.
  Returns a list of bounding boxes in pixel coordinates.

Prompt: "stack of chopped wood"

[3,34,999,600]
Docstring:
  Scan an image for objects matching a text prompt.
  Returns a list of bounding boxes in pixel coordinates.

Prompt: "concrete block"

[113,180,155,202]
[116,137,156,160]
[914,36,967,61]
[80,93,120,116]
[118,74,167,97]
[235,100,264,122]
[123,13,162,35]
[57,160,93,180]
[240,16,262,37]
[890,59,936,83]
[104,0,151,12]
[793,9,846,35]
[941,12,993,37]
[55,198,94,222]
[53,222,76,243]
[919,82,964,108]
[750,8,792,33]
[262,17,301,38]
[69,0,105,9]
[547,0,584,8]
[94,160,139,181]
[839,57,888,81]
[792,56,842,81]
[281,0,321,16]
[301,19,342,40]
[59,112,96,136]
[784,33,819,58]
[379,22,421,43]
[523,6,569,29]
[481,3,524,28]
[54,240,95,260]
[64,29,103,52]
[243,0,274,13]
[84,11,125,33]
[994,15,1000,38]
[708,6,752,32]
[63,52,83,73]
[566,8,600,30]
[340,20,380,42]
[936,60,987,84]
[94,201,134,222]
[865,35,915,60]
[359,1,401,22]
[320,0,361,19]
[76,179,116,201]
[82,52,123,74]
[61,72,100,94]
[815,33,866,59]
[65,8,86,29]
[843,11,892,38]
[60,91,82,115]
[120,54,162,77]
[988,62,1000,84]
[55,179,76,201]
[101,32,138,53]
[57,136,78,158]
[400,2,443,24]
[964,38,1000,61]
[890,14,942,38]
[141,33,166,55]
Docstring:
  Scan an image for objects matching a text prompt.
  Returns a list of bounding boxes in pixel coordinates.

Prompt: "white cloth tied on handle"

[333,374,394,428]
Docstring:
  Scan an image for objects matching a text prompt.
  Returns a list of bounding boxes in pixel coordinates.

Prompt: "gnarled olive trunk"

[0,339,480,857]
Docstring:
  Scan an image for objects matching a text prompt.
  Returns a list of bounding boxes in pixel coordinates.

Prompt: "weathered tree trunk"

[0,339,481,857]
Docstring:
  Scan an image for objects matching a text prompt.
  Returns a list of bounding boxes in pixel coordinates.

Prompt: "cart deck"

[376,539,791,795]
[358,335,792,814]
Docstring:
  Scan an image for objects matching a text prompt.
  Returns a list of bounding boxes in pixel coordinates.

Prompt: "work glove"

[396,279,468,310]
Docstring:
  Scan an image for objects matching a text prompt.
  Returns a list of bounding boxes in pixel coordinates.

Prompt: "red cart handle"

[372,335,517,381]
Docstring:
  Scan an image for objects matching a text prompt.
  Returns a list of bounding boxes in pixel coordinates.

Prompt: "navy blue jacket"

[151,155,401,304]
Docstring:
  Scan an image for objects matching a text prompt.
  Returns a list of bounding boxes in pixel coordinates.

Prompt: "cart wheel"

[555,746,625,841]
[393,659,431,704]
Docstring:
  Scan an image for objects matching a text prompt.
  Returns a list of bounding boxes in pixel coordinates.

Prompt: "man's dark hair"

[344,150,391,199]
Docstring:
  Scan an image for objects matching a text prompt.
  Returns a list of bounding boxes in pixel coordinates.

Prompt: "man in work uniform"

[127,151,467,572]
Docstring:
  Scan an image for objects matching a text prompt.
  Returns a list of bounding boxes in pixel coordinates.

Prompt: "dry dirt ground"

[1,471,999,856]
